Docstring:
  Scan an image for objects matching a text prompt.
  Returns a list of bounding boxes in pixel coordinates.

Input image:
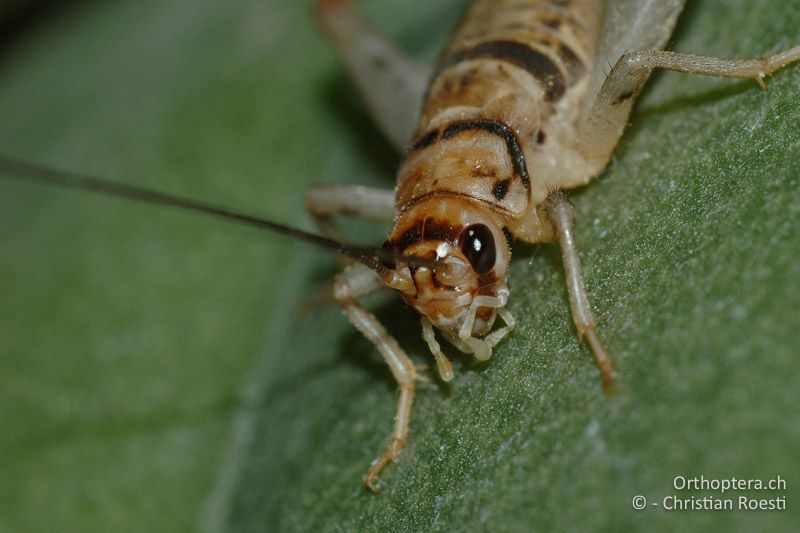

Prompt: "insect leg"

[306,184,394,240]
[577,46,800,173]
[421,316,454,382]
[333,262,418,492]
[316,0,431,150]
[545,191,615,393]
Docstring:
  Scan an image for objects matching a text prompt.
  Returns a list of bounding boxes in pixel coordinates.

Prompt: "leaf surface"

[0,1,798,531]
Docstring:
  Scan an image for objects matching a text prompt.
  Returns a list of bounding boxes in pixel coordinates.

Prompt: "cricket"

[1,0,798,495]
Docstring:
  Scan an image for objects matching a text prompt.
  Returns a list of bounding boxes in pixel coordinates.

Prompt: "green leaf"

[0,1,798,531]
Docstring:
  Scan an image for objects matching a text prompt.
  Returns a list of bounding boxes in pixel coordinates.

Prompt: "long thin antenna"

[0,157,432,273]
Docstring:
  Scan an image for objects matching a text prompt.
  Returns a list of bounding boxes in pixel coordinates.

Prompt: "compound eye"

[459,224,496,274]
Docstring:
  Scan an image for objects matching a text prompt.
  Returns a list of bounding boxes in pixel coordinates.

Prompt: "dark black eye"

[459,224,496,274]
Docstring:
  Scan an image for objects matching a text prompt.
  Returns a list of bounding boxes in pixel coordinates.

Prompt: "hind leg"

[575,46,800,178]
[316,0,431,150]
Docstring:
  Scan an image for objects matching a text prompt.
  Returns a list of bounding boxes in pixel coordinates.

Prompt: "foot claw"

[414,363,432,383]
[363,452,392,494]
[363,474,381,494]
[584,328,616,394]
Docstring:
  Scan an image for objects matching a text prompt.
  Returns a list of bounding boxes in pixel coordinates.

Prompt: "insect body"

[312,0,800,492]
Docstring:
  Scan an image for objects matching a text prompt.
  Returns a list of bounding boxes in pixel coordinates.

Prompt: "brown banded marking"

[430,0,597,104]
[438,39,568,101]
[387,216,462,253]
[441,118,531,192]
[416,61,529,125]
[400,118,532,215]
[498,0,591,49]
[538,35,586,85]
[409,129,439,151]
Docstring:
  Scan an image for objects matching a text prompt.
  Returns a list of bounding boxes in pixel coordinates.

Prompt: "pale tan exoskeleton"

[1,0,798,496]
[308,0,800,492]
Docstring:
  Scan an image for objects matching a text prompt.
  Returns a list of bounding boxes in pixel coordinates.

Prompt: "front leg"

[576,46,800,178]
[316,0,431,150]
[333,263,418,493]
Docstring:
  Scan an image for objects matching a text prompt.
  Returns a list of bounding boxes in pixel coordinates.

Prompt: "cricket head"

[380,195,512,360]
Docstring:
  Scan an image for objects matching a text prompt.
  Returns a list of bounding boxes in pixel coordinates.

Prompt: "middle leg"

[306,184,395,240]
[545,191,615,392]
